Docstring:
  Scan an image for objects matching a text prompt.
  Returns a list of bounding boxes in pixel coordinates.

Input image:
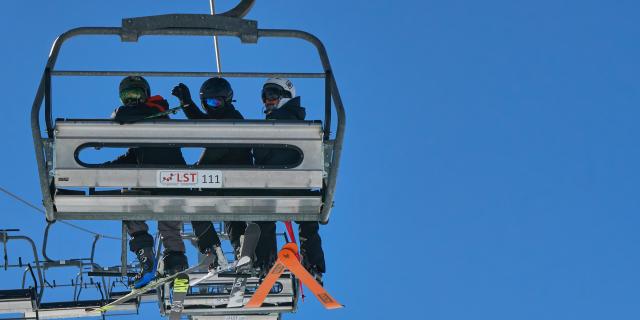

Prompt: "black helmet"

[119,76,150,97]
[119,76,150,106]
[199,77,233,104]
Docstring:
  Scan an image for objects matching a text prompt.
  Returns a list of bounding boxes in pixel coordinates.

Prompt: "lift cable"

[0,186,121,241]
[210,0,223,73]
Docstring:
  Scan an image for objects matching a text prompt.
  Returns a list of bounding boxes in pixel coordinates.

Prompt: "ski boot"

[201,245,228,271]
[255,259,275,280]
[133,247,157,288]
[302,261,324,286]
[162,251,188,276]
[309,266,324,286]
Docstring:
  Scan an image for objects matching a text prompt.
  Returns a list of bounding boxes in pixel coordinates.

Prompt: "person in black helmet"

[254,78,326,284]
[171,78,252,265]
[106,76,188,288]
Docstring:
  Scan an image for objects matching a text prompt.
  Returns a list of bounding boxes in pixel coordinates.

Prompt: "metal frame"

[0,232,44,304]
[160,273,297,317]
[0,224,299,319]
[0,228,139,319]
[31,14,345,224]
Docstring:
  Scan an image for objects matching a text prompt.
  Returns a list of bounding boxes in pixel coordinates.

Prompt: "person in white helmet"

[253,78,326,284]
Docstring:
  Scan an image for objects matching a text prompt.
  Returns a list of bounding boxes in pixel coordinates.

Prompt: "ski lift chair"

[24,299,137,319]
[189,315,280,320]
[31,13,345,224]
[159,271,297,317]
[0,288,37,315]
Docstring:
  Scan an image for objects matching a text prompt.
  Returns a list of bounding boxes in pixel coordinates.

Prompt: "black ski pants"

[226,221,325,273]
[125,220,185,254]
[191,221,222,253]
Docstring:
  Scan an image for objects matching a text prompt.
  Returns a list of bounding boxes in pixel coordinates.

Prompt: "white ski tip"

[237,256,251,267]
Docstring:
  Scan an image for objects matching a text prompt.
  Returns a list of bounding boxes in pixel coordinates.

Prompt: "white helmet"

[263,78,295,98]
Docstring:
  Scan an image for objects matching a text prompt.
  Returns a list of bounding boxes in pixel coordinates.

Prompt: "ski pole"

[120,105,185,124]
[141,105,184,120]
[284,221,305,300]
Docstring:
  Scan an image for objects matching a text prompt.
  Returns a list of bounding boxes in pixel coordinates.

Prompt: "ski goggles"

[204,97,225,108]
[119,88,146,105]
[262,85,285,101]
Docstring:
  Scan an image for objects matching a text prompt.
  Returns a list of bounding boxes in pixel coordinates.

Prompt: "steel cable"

[210,0,223,73]
[0,186,121,240]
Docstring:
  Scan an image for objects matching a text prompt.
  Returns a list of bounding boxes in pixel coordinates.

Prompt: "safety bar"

[51,71,325,78]
[1,234,45,305]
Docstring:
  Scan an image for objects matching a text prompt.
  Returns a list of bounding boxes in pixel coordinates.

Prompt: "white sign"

[156,170,223,188]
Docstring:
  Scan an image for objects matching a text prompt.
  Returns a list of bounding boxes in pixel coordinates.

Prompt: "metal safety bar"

[51,71,325,78]
[0,233,45,305]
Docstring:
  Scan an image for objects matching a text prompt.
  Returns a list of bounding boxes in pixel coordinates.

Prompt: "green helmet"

[119,76,150,106]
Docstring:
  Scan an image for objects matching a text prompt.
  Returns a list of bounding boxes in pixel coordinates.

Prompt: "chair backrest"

[52,119,327,221]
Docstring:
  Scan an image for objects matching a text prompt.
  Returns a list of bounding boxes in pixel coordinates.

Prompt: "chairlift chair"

[31,4,345,224]
[159,271,297,317]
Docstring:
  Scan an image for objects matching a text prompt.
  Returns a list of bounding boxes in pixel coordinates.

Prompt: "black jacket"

[182,101,252,166]
[105,97,186,166]
[265,97,306,121]
[254,97,305,167]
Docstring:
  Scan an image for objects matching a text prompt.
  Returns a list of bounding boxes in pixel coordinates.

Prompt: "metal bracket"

[218,0,256,18]
[323,140,335,178]
[121,223,127,277]
[43,139,54,180]
[121,14,258,43]
[1,232,7,271]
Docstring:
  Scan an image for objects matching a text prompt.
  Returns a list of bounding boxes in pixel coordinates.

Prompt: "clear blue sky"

[1,1,639,319]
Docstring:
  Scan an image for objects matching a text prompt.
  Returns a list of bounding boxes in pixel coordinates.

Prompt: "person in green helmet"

[106,76,188,288]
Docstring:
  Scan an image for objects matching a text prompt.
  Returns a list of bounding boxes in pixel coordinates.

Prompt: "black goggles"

[262,85,285,101]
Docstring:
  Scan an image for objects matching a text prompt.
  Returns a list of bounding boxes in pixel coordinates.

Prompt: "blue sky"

[1,1,640,319]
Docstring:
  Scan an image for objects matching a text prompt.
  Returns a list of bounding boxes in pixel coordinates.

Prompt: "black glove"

[171,83,192,105]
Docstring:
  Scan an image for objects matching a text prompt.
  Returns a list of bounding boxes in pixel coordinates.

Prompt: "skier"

[106,76,188,288]
[171,78,252,264]
[254,78,326,284]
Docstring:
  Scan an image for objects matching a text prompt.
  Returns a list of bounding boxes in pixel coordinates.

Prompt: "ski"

[227,223,261,308]
[86,255,214,313]
[189,255,251,287]
[168,273,189,320]
[167,244,227,319]
[246,242,343,310]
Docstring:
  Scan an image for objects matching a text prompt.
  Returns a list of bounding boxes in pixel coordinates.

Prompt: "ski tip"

[173,277,190,293]
[237,255,251,267]
[85,305,110,313]
[245,223,261,235]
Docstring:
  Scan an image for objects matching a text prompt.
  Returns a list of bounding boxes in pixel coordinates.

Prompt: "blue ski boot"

[133,247,157,288]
